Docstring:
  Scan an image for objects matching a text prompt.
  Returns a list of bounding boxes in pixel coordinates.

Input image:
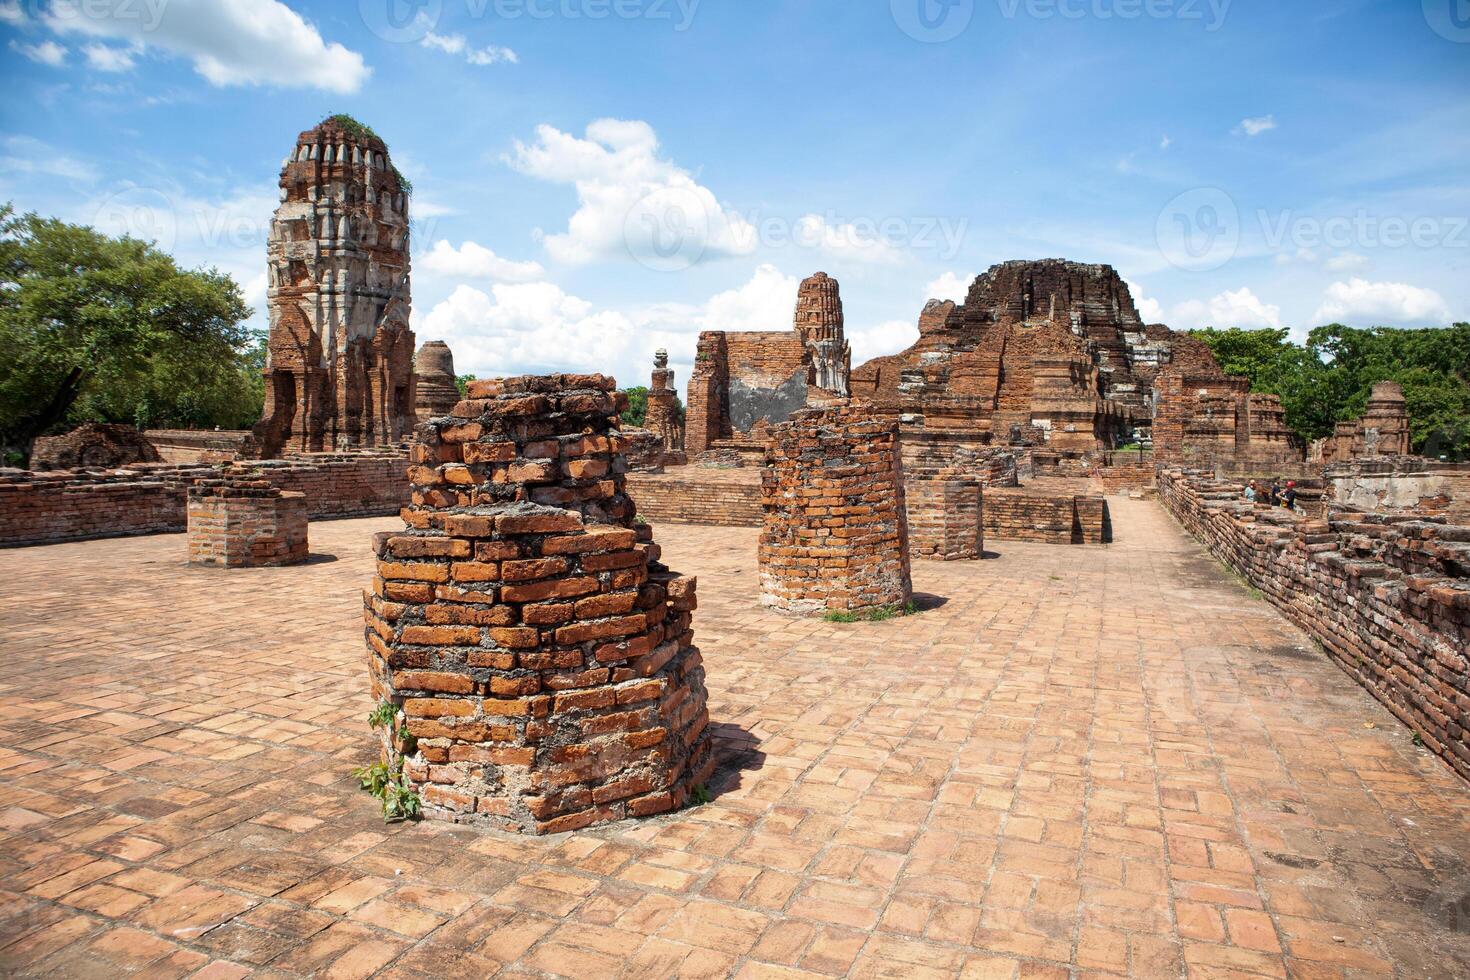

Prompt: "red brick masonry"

[187,480,308,567]
[759,402,913,613]
[363,373,713,833]
[1159,467,1470,783]
[0,452,409,548]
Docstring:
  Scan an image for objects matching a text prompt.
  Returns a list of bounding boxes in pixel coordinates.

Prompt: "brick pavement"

[2,498,1468,978]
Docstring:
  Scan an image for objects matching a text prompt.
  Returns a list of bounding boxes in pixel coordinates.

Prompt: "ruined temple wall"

[1158,467,1470,783]
[626,471,762,527]
[983,489,1110,545]
[684,332,727,456]
[146,429,253,463]
[906,478,984,560]
[0,452,410,548]
[721,333,810,436]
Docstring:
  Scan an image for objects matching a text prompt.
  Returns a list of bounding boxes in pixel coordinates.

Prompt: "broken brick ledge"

[1158,466,1470,784]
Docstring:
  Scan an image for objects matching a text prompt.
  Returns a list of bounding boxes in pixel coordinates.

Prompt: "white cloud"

[0,1,27,26]
[11,39,67,66]
[1234,115,1278,137]
[924,271,969,303]
[0,135,98,182]
[700,263,798,331]
[1312,278,1450,327]
[1325,252,1369,272]
[416,264,803,389]
[791,213,904,266]
[82,41,142,72]
[44,0,369,94]
[508,118,757,266]
[420,31,517,66]
[1172,287,1282,330]
[848,319,915,364]
[421,240,545,282]
[1126,280,1164,323]
[1160,135,1172,150]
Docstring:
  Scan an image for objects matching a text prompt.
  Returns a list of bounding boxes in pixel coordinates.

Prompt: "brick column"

[363,373,712,833]
[758,402,913,614]
[187,480,308,567]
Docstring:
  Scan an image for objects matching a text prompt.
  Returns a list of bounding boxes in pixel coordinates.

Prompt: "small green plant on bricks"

[689,783,713,806]
[822,601,918,624]
[353,699,422,823]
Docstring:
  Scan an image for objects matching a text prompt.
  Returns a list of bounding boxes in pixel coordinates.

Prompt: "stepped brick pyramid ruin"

[254,116,417,456]
[363,374,712,833]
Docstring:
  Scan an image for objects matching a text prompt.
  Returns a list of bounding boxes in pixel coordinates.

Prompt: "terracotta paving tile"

[2,504,1469,977]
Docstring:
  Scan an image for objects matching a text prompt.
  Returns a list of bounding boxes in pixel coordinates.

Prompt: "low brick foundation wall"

[146,429,252,463]
[906,477,984,560]
[1095,465,1156,495]
[625,469,762,527]
[0,451,409,548]
[984,488,1111,545]
[187,481,308,567]
[1159,467,1470,782]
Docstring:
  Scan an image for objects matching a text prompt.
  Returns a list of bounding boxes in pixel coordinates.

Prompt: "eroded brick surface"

[2,504,1470,977]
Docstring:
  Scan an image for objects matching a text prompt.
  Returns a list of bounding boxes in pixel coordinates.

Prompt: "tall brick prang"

[363,373,713,833]
[758,401,913,614]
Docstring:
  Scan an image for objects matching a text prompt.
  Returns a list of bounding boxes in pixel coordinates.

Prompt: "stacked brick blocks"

[363,374,713,833]
[186,480,308,567]
[759,402,914,614]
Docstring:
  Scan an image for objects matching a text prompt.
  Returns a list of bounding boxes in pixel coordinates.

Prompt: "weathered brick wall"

[625,470,762,527]
[187,481,308,567]
[906,477,984,560]
[0,451,410,548]
[364,373,712,833]
[1158,467,1470,783]
[984,488,1111,544]
[759,402,913,613]
[145,429,252,463]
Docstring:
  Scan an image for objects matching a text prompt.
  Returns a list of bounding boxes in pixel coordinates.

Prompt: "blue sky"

[2,0,1467,388]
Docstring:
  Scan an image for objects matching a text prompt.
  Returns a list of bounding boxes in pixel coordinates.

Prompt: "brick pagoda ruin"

[186,479,308,567]
[363,373,713,833]
[758,401,913,614]
[254,116,417,457]
[414,341,460,423]
[1314,381,1413,463]
[644,349,685,456]
[686,271,852,458]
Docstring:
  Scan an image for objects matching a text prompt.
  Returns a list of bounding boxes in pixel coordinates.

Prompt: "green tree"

[0,204,254,460]
[1190,322,1470,459]
[621,386,649,428]
[455,374,474,398]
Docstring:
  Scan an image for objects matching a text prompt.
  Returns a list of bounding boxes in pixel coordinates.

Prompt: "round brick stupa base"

[363,374,713,834]
[759,401,913,615]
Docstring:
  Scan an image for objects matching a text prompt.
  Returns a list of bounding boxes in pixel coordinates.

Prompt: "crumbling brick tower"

[795,272,851,398]
[759,402,913,614]
[644,349,684,453]
[255,116,416,457]
[363,374,713,833]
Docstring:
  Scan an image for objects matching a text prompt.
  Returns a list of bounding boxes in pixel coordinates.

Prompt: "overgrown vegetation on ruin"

[325,114,413,193]
[354,700,422,823]
[1191,324,1470,459]
[0,204,261,464]
[620,385,685,429]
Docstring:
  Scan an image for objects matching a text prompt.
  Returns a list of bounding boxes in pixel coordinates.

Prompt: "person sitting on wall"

[1268,482,1282,506]
[1243,484,1256,502]
[1282,481,1299,511]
